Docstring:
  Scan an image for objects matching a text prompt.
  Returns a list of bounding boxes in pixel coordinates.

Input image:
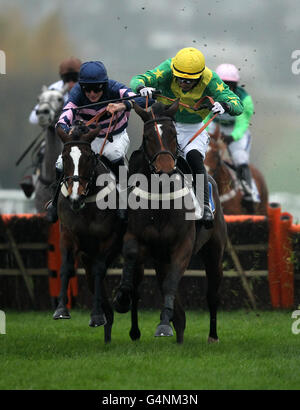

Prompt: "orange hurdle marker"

[267,203,282,308]
[279,212,294,308]
[47,221,62,302]
[47,221,78,309]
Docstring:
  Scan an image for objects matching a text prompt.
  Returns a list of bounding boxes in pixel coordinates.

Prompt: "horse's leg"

[89,258,107,327]
[100,280,114,343]
[172,293,186,344]
[155,263,186,343]
[154,233,193,340]
[129,262,144,341]
[53,247,75,319]
[113,234,139,313]
[200,238,223,343]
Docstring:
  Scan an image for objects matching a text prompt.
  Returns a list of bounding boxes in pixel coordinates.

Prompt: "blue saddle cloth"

[208,181,215,213]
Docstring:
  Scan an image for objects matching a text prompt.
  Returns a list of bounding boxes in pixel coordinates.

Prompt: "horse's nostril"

[70,198,85,212]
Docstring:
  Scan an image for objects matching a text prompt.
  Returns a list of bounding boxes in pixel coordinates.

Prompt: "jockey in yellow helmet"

[130,47,244,227]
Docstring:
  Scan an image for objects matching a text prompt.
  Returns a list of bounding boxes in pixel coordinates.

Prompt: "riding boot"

[236,164,255,213]
[19,175,35,198]
[236,164,254,198]
[186,149,214,228]
[112,158,128,222]
[45,167,63,223]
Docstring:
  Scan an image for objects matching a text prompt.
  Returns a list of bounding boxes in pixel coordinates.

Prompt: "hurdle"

[0,208,298,309]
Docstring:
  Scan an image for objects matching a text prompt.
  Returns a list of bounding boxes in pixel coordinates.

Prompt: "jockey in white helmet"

[206,63,255,210]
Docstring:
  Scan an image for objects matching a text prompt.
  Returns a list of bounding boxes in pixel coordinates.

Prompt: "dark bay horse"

[53,122,125,343]
[205,124,268,215]
[113,100,227,344]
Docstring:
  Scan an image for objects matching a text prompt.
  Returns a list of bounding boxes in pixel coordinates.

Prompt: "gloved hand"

[221,133,234,145]
[56,123,70,134]
[137,86,156,98]
[211,101,231,114]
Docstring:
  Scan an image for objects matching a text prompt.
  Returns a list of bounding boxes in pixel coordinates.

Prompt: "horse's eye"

[58,97,63,102]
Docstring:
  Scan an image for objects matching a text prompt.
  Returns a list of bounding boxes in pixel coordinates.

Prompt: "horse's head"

[205,124,225,176]
[36,84,68,127]
[57,121,101,211]
[134,100,179,174]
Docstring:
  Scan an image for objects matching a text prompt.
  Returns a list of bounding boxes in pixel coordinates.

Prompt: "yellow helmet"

[171,47,205,79]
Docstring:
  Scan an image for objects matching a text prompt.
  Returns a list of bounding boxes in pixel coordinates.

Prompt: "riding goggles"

[175,76,199,85]
[80,83,105,93]
[61,72,79,83]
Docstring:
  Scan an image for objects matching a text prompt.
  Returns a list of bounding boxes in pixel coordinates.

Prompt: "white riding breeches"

[175,122,210,159]
[91,129,130,162]
[56,129,130,169]
[208,121,252,166]
[227,130,252,166]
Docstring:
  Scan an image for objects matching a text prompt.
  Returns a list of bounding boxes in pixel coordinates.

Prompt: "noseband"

[143,115,178,171]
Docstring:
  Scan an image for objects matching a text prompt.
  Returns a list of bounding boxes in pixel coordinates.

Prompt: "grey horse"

[34,85,68,212]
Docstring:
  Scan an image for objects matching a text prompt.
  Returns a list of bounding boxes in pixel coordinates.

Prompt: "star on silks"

[228,96,238,105]
[216,82,225,92]
[154,68,164,79]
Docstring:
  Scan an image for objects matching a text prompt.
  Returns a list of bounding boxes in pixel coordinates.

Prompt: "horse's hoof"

[53,307,71,320]
[113,289,131,314]
[89,314,107,327]
[130,328,141,341]
[207,336,219,344]
[155,324,174,337]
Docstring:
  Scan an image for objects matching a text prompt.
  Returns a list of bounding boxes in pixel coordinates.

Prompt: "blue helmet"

[78,61,108,84]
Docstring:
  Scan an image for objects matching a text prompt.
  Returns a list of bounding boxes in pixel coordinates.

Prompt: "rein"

[82,109,118,157]
[157,94,219,149]
[143,111,178,169]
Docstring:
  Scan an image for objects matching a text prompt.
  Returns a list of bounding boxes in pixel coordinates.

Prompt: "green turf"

[0,309,299,390]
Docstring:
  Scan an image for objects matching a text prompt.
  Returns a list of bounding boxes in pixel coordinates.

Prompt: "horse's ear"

[165,98,180,118]
[41,85,48,93]
[82,126,101,143]
[133,101,150,123]
[56,125,70,143]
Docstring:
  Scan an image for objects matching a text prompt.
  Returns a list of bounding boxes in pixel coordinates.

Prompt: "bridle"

[36,95,64,126]
[62,140,98,197]
[142,112,179,172]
